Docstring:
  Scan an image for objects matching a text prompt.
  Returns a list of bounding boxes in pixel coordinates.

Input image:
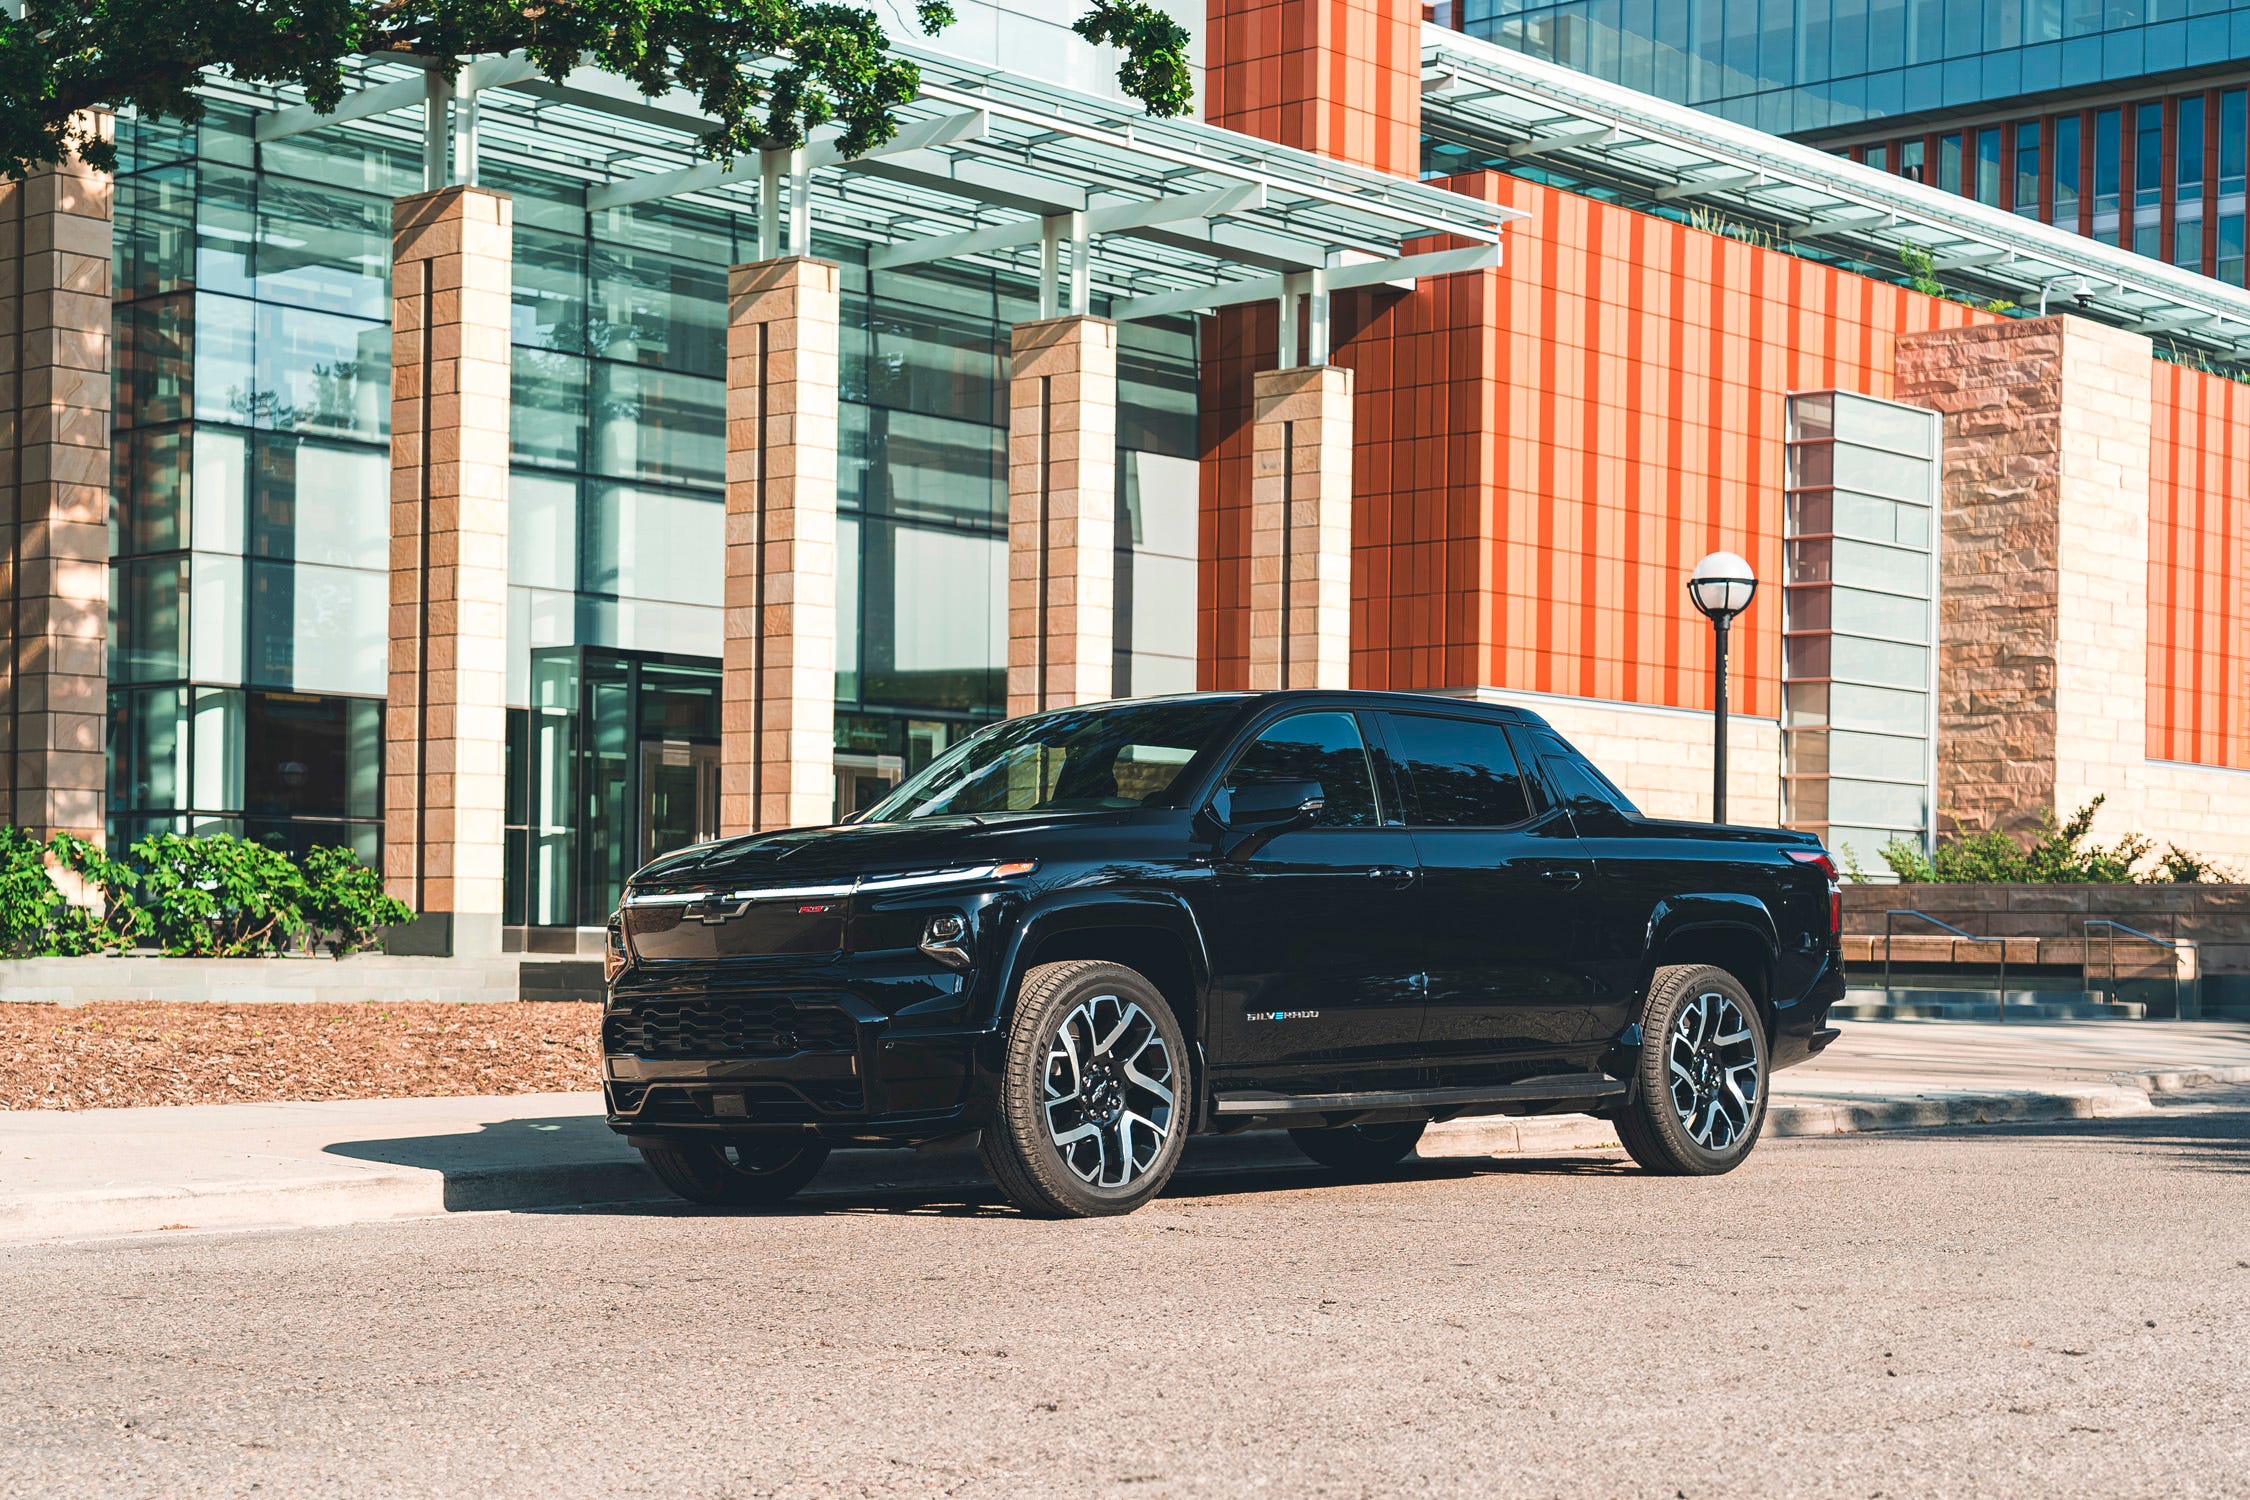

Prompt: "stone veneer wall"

[1896,313,2250,867]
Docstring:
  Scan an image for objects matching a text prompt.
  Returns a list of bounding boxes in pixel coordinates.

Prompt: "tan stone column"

[1894,314,2153,840]
[721,257,839,834]
[1248,365,1354,690]
[0,128,112,841]
[1008,316,1116,716]
[386,187,512,955]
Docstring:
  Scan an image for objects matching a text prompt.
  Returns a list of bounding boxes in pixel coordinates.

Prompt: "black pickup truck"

[603,690,1846,1217]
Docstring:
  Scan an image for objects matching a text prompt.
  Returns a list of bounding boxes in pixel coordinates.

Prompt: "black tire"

[1615,963,1770,1176]
[637,1136,831,1206]
[1288,1120,1426,1175]
[979,960,1191,1219]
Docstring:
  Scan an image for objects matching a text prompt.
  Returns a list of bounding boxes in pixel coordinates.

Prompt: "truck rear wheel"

[637,1137,831,1206]
[980,960,1189,1218]
[1615,963,1769,1176]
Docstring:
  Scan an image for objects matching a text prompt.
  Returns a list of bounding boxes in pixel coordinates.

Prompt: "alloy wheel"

[1042,993,1177,1188]
[1667,989,1760,1151]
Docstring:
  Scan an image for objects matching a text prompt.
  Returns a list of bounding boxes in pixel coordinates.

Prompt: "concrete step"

[1838,987,2148,1022]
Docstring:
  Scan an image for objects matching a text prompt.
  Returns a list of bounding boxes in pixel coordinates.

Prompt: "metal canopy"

[1421,27,2250,373]
[198,42,1519,322]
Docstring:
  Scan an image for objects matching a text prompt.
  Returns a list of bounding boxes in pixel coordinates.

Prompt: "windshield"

[860,700,1241,821]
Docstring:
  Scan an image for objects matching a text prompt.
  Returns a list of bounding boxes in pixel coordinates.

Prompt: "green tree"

[0,0,1193,177]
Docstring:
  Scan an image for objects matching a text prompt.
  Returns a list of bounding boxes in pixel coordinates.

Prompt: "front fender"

[979,888,1215,1039]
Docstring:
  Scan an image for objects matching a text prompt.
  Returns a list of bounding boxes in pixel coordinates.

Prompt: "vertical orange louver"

[2147,362,2250,770]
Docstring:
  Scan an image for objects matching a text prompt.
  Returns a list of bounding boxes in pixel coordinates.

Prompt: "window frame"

[1210,706,1388,830]
[1369,708,1542,832]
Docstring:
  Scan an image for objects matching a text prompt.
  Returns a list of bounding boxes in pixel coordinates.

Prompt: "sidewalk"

[4,1020,2247,1244]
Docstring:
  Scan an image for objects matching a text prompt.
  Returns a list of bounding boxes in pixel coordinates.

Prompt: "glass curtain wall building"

[105,105,1200,926]
[1455,2,2250,283]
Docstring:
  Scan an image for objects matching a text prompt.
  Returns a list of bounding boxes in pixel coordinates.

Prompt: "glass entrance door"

[640,740,721,865]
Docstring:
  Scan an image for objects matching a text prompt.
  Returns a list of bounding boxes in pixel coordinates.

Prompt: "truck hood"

[627,814,1069,892]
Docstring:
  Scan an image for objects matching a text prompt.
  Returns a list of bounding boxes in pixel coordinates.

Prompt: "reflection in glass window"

[1226,711,1379,828]
[591,364,723,488]
[588,242,726,376]
[109,686,186,814]
[250,434,388,569]
[2054,114,2082,227]
[247,559,388,696]
[2014,121,2041,217]
[865,699,1237,820]
[253,176,391,321]
[111,557,186,682]
[1386,714,1533,828]
[583,484,723,608]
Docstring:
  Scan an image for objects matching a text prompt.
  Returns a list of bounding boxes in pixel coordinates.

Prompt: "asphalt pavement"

[5,1085,2247,1498]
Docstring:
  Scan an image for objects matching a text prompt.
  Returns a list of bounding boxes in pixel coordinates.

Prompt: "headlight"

[604,914,630,984]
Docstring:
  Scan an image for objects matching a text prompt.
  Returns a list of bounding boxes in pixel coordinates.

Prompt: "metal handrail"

[2082,919,2198,1019]
[1884,909,2010,1020]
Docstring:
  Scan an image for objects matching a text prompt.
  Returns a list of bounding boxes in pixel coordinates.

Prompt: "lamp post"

[1688,550,1758,825]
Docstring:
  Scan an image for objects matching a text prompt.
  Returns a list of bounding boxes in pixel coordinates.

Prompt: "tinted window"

[1223,711,1378,828]
[863,699,1236,820]
[1527,732,1642,817]
[1386,714,1531,828]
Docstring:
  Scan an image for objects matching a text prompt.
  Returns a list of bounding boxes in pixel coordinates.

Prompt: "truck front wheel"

[1615,963,1769,1176]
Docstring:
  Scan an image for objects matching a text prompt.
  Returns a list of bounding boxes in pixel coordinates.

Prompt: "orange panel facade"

[2147,361,2250,770]
[1200,172,1989,719]
[1205,0,1421,177]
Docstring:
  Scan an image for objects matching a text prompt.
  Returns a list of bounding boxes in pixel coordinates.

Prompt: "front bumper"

[600,959,997,1145]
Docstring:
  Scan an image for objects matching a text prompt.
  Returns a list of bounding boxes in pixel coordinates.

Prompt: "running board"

[1213,1073,1625,1118]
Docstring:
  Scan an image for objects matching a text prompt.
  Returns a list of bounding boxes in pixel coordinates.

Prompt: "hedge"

[0,830,413,959]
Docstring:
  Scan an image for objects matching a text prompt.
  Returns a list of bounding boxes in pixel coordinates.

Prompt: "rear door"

[1201,709,1426,1094]
[1375,710,1605,1085]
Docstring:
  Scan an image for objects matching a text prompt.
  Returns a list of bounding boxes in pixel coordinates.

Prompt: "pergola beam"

[870,182,1265,270]
[256,53,540,143]
[1654,169,1763,201]
[586,108,990,213]
[1109,243,1502,323]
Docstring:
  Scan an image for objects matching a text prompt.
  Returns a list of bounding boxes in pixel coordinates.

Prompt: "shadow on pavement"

[323,1114,660,1213]
[1857,1089,2250,1175]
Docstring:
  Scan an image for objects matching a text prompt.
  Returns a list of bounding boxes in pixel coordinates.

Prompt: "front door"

[1200,709,1426,1095]
[639,740,720,865]
[1375,710,1604,1086]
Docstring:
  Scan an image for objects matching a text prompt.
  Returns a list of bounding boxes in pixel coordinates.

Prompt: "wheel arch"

[993,891,1213,1054]
[1641,895,1781,1028]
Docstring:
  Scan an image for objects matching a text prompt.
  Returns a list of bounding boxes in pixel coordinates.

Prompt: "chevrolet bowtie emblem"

[688,898,753,925]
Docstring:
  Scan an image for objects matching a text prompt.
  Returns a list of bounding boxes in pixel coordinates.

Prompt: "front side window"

[1386,714,1532,828]
[1222,711,1379,828]
[861,699,1236,820]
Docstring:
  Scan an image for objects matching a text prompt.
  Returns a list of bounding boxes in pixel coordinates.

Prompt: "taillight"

[1787,848,1843,936]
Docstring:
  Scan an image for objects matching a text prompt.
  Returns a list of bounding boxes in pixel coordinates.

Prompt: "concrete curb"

[0,1159,662,1245]
[1419,1062,2250,1159]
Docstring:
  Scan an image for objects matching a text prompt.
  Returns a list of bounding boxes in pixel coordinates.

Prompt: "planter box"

[0,954,601,1005]
[1843,884,2250,973]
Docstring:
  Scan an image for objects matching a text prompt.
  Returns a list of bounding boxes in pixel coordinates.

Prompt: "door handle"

[1540,867,1585,890]
[1366,865,1417,888]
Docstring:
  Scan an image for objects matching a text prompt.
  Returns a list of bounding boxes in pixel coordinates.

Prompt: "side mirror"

[1216,778,1325,830]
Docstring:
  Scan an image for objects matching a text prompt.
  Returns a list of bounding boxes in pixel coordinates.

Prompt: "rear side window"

[1527,732,1642,818]
[1384,713,1531,828]
[1223,711,1379,827]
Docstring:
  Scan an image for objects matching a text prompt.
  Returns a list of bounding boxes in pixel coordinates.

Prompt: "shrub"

[1878,796,2232,884]
[300,845,414,957]
[130,832,310,957]
[0,826,65,958]
[46,831,149,953]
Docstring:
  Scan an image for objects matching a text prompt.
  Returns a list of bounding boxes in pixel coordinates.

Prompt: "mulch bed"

[0,1002,602,1111]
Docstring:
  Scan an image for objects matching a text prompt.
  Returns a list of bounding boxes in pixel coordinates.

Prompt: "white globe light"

[1688,550,1758,622]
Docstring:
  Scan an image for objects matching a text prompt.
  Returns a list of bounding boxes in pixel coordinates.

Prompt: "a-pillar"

[1008,316,1117,716]
[1248,365,1354,689]
[386,187,512,956]
[721,256,840,833]
[0,126,112,841]
[1893,314,2154,839]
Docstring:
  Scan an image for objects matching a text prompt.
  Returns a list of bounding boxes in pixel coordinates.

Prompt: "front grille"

[604,995,856,1059]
